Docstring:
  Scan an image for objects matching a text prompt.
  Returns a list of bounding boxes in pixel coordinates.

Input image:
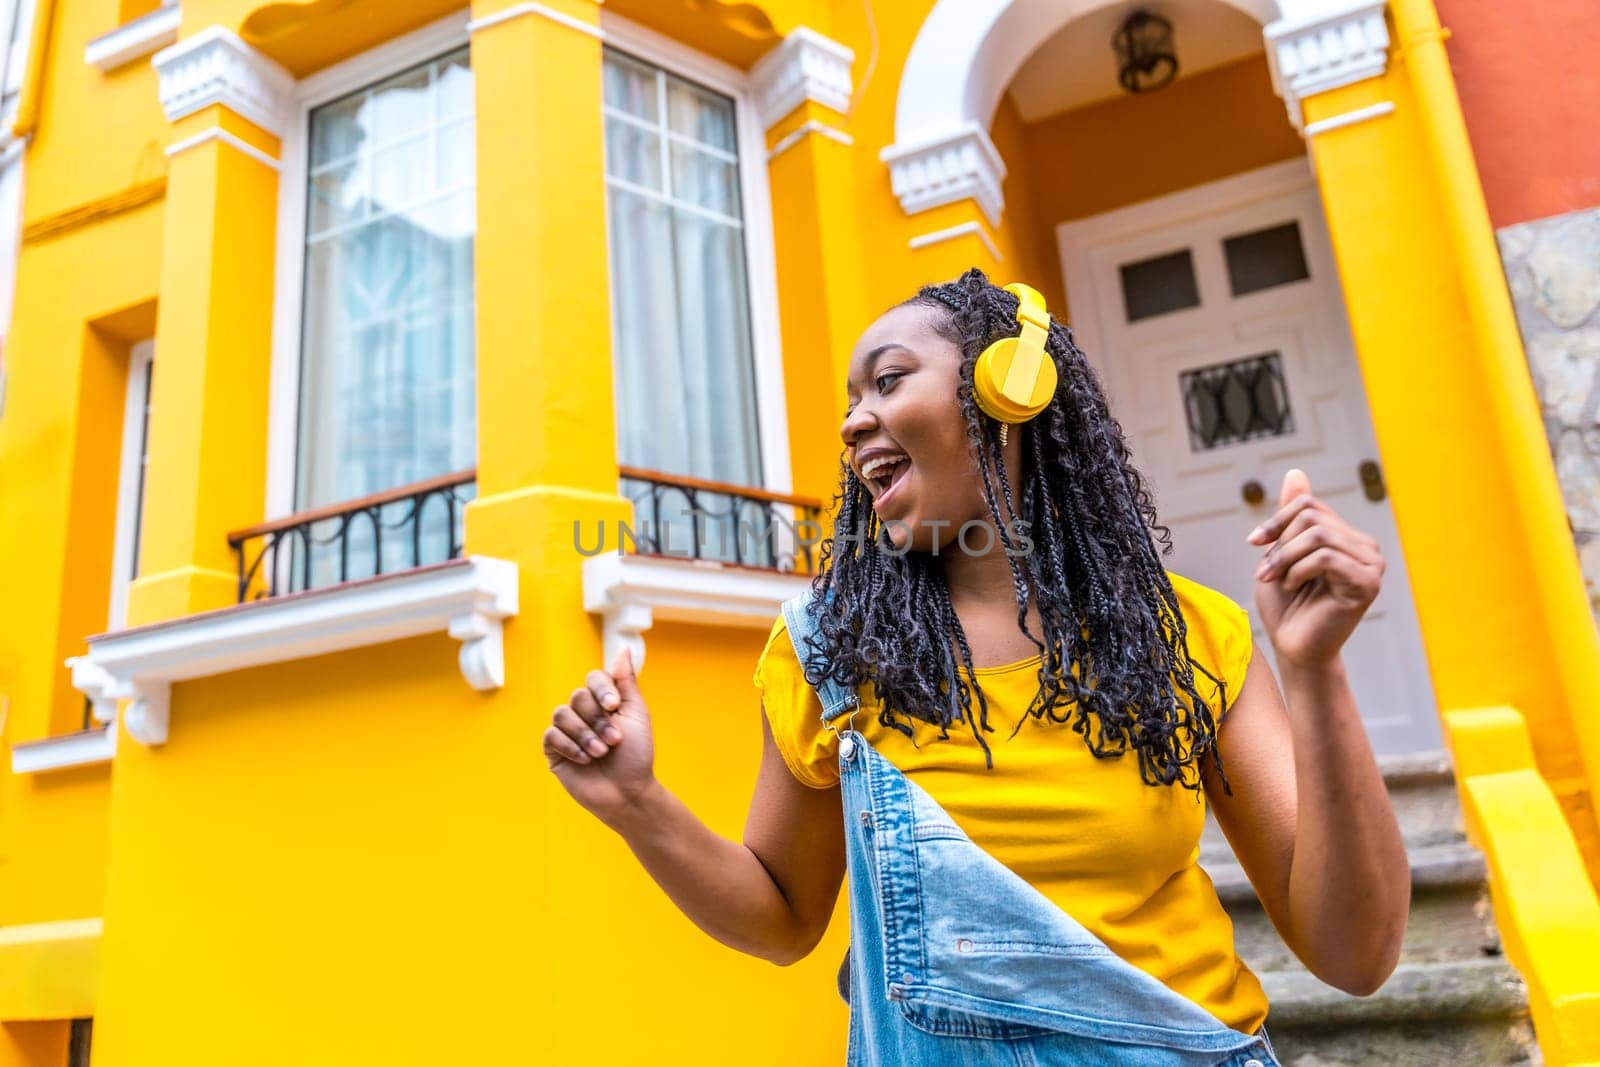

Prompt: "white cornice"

[750,26,854,130]
[85,3,181,73]
[581,554,809,671]
[880,123,1007,228]
[10,726,116,774]
[153,25,294,137]
[65,557,519,746]
[1265,1,1391,130]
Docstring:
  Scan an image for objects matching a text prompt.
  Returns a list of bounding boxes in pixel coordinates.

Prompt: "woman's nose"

[840,401,877,446]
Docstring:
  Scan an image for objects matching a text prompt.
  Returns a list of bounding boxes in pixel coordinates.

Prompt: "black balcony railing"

[618,465,825,573]
[227,469,477,602]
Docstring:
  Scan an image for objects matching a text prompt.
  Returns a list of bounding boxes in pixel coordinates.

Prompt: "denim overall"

[780,593,1279,1067]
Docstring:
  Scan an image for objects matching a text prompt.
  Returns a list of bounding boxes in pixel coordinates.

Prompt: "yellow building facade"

[1,0,1598,1063]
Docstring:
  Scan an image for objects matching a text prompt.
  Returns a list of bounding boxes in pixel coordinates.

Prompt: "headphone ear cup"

[974,336,1058,424]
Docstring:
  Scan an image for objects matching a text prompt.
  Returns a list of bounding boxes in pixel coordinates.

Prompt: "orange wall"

[1014,54,1304,317]
[1436,0,1600,227]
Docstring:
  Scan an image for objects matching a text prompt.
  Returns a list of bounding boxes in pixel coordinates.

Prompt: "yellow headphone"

[973,283,1059,443]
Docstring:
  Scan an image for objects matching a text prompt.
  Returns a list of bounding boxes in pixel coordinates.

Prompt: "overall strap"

[779,590,859,725]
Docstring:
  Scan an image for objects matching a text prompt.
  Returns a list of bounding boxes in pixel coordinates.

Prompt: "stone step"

[1206,842,1501,974]
[1259,958,1536,1066]
[1196,751,1538,1063]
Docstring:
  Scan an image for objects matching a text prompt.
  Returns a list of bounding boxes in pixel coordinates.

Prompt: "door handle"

[1359,460,1386,502]
[1242,479,1265,506]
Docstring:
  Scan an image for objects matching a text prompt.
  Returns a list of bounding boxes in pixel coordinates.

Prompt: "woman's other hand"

[543,647,657,824]
[1246,469,1386,670]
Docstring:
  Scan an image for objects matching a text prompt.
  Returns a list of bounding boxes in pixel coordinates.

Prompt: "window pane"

[603,52,658,122]
[1120,249,1199,322]
[667,77,735,151]
[435,52,473,122]
[669,142,740,217]
[603,48,764,566]
[604,118,663,189]
[1223,221,1310,296]
[1180,352,1294,451]
[298,46,476,516]
[436,119,473,190]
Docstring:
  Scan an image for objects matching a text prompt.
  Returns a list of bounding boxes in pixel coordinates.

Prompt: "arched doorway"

[883,0,1439,755]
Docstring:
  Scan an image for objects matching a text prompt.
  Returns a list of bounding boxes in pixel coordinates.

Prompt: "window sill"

[581,553,810,670]
[10,725,116,774]
[85,4,181,73]
[65,556,519,746]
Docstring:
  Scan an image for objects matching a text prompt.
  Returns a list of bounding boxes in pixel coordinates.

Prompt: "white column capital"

[1265,1,1391,130]
[750,26,854,130]
[153,25,294,137]
[880,123,1007,229]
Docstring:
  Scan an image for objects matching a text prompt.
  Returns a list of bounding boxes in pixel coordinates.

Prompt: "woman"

[542,269,1410,1065]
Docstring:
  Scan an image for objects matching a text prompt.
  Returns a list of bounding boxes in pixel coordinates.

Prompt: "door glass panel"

[1180,351,1294,451]
[1223,221,1309,296]
[1119,249,1199,322]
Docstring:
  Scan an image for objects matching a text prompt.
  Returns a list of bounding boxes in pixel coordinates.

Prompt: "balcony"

[62,470,516,747]
[229,469,478,602]
[583,467,824,668]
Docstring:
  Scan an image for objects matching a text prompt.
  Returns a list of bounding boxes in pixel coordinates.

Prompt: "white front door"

[1058,159,1440,755]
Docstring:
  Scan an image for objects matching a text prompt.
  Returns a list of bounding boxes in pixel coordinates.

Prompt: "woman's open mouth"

[860,453,912,512]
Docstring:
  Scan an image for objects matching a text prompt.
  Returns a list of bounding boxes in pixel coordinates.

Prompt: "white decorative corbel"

[450,609,507,691]
[153,25,294,136]
[582,554,810,673]
[66,556,519,746]
[66,656,121,724]
[880,123,1008,229]
[1264,1,1391,130]
[750,26,855,129]
[124,681,171,746]
[65,654,171,745]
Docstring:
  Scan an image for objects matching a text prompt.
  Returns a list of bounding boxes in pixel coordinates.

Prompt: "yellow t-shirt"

[752,571,1268,1034]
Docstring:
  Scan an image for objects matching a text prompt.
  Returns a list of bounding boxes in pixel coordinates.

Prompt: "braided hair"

[803,267,1228,792]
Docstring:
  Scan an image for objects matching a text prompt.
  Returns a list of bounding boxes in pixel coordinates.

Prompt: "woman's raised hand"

[543,647,657,823]
[1246,468,1386,670]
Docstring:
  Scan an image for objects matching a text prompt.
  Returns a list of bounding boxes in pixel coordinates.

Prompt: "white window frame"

[108,339,154,630]
[267,9,794,517]
[595,11,793,497]
[265,10,473,521]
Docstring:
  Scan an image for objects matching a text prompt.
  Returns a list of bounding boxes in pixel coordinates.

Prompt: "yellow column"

[463,0,627,603]
[1389,0,1600,836]
[751,28,868,500]
[458,5,636,1059]
[128,28,291,625]
[1273,7,1600,863]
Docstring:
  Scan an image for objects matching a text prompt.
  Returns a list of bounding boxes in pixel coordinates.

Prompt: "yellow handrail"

[1445,706,1600,1065]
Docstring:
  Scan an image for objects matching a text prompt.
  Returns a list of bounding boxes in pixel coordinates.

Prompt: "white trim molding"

[466,2,603,40]
[65,557,519,746]
[1264,1,1391,129]
[1304,98,1395,136]
[85,4,181,73]
[749,26,854,129]
[165,126,282,169]
[582,555,809,671]
[153,25,294,137]
[10,726,116,774]
[880,123,1007,228]
[766,118,852,161]
[909,220,1002,262]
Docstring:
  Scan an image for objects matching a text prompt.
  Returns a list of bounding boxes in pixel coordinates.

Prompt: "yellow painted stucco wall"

[0,0,1595,1063]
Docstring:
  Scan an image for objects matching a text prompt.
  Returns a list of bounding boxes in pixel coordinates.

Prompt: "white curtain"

[294,47,476,587]
[603,51,763,493]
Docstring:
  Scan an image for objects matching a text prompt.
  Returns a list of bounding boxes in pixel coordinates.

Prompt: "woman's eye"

[875,372,903,393]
